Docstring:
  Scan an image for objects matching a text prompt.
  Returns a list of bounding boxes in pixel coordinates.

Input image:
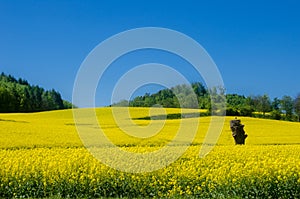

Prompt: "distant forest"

[0,73,74,113]
[112,82,300,122]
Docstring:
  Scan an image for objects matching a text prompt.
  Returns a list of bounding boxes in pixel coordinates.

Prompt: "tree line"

[112,82,300,122]
[0,73,74,113]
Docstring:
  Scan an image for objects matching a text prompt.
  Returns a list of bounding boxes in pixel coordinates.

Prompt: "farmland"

[0,107,299,198]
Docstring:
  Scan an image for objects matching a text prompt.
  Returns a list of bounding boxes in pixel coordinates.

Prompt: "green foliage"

[295,94,300,122]
[256,94,272,115]
[281,95,294,121]
[270,110,282,120]
[123,83,208,109]
[0,73,73,112]
[63,100,77,109]
[114,81,300,122]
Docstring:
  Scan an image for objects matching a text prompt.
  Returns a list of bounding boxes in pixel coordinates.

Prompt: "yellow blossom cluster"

[0,108,299,198]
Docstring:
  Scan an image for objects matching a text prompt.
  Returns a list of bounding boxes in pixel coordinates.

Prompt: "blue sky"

[0,0,300,107]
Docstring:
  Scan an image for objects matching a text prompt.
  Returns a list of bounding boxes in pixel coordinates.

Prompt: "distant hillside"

[0,72,74,113]
[112,82,300,122]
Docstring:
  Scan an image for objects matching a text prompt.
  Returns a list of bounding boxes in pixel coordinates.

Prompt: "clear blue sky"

[1,0,300,106]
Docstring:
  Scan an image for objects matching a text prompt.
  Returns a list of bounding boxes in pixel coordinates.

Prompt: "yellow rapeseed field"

[0,107,299,198]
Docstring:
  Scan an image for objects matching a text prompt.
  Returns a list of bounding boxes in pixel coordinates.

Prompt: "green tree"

[63,100,77,109]
[0,73,73,112]
[191,82,207,96]
[294,94,300,122]
[272,97,281,111]
[251,95,271,117]
[0,86,15,112]
[260,94,272,116]
[209,87,226,115]
[270,97,282,120]
[143,93,156,107]
[281,95,294,120]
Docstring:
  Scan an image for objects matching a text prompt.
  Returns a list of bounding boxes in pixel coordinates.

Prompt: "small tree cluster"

[113,82,300,122]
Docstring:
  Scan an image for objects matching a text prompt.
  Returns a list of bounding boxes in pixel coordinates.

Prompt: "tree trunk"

[230,119,248,145]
